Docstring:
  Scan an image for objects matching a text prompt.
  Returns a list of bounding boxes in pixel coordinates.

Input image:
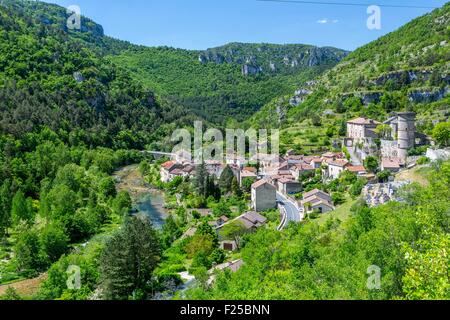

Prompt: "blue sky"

[46,0,447,51]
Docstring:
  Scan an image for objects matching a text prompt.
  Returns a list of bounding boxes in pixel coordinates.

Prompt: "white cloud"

[317,18,339,24]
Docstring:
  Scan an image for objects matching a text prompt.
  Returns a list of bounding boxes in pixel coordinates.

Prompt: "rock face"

[408,87,449,103]
[197,43,349,76]
[242,64,262,76]
[289,88,313,106]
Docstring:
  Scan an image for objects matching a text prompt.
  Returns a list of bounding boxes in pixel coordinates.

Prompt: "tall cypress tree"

[195,162,208,198]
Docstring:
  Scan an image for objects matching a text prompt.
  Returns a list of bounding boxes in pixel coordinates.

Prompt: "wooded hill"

[250,3,449,135]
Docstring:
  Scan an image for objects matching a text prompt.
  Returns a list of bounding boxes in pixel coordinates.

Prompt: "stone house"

[346,117,380,142]
[326,159,350,180]
[302,189,334,214]
[251,180,277,212]
[381,157,402,172]
[277,178,302,195]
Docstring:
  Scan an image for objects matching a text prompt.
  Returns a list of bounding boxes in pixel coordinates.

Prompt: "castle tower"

[397,112,416,161]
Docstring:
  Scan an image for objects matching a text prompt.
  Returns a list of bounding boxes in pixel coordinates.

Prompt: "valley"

[0,0,448,302]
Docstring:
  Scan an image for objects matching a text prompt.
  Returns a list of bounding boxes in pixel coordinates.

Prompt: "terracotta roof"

[243,167,257,173]
[278,178,299,184]
[382,158,401,169]
[161,161,177,169]
[251,179,275,190]
[322,152,336,158]
[170,169,183,175]
[347,165,367,173]
[241,171,257,178]
[347,117,381,125]
[293,163,315,171]
[328,159,350,167]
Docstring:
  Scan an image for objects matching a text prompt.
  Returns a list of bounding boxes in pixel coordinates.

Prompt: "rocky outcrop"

[242,64,262,76]
[197,43,349,76]
[408,87,449,103]
[289,88,312,106]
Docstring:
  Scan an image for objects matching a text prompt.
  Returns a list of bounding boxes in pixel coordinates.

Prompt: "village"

[154,111,448,279]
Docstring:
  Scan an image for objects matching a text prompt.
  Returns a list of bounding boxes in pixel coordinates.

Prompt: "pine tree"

[100,215,161,300]
[219,165,235,194]
[231,177,242,197]
[194,162,208,197]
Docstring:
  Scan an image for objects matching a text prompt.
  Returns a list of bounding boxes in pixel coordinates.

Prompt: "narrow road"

[276,192,303,229]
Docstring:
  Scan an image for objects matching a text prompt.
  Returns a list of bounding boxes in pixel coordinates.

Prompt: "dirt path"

[0,273,47,297]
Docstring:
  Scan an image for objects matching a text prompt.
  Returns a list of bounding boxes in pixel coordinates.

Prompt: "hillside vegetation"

[111,43,348,124]
[187,162,450,300]
[249,3,449,151]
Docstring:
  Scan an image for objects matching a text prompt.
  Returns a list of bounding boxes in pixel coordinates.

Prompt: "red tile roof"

[328,159,350,167]
[251,179,275,190]
[161,161,176,169]
[347,165,367,173]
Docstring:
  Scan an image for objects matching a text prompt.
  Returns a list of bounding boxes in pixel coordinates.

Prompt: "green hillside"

[111,43,348,124]
[249,2,449,153]
[0,0,200,150]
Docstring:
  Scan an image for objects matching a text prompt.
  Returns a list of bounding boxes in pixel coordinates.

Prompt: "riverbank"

[114,164,169,228]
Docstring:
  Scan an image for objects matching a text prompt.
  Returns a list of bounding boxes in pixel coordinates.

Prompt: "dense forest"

[111,44,347,124]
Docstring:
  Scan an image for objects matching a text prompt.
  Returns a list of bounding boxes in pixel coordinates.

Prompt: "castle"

[346,112,426,163]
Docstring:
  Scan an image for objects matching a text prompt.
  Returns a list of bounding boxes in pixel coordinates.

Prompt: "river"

[114,165,168,229]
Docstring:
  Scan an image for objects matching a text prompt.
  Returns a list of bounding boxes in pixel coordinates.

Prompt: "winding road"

[276,192,304,229]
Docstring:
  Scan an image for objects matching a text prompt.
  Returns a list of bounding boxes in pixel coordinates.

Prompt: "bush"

[417,156,430,165]
[332,192,346,206]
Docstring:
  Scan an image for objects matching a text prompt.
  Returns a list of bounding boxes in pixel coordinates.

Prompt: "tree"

[377,170,392,183]
[375,124,393,140]
[113,191,132,216]
[197,221,219,247]
[0,180,12,238]
[195,162,209,198]
[331,192,346,206]
[100,215,161,300]
[432,122,450,147]
[219,165,235,194]
[364,156,379,173]
[15,229,41,272]
[311,114,322,127]
[220,221,248,249]
[0,287,22,301]
[402,234,450,300]
[40,223,69,266]
[241,178,254,193]
[11,190,34,226]
[231,177,242,197]
[161,215,182,248]
[185,234,215,259]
